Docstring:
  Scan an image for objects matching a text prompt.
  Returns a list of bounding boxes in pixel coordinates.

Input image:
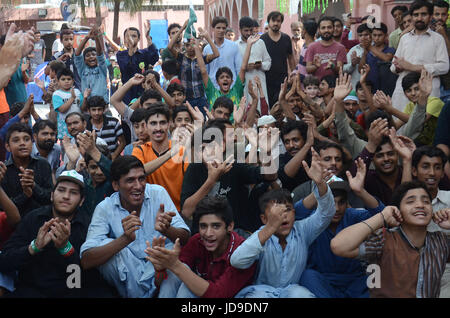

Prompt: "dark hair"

[357,23,372,34]
[333,18,343,27]
[173,105,193,121]
[318,16,334,28]
[57,67,74,80]
[402,11,412,19]
[49,60,66,74]
[85,143,111,164]
[0,35,5,46]
[193,195,234,227]
[267,11,284,24]
[225,27,234,33]
[303,20,318,38]
[434,0,450,10]
[140,89,162,106]
[32,119,57,135]
[130,107,151,124]
[202,118,232,143]
[356,80,374,91]
[10,102,25,117]
[65,112,86,123]
[123,27,141,40]
[87,96,107,110]
[391,5,409,16]
[375,136,393,153]
[412,145,448,168]
[402,72,421,91]
[167,82,185,96]
[60,27,74,40]
[212,16,229,28]
[321,75,337,88]
[83,46,97,59]
[373,22,388,34]
[253,19,260,28]
[331,188,348,201]
[314,140,350,166]
[410,0,434,16]
[146,103,171,122]
[6,122,32,144]
[212,96,233,113]
[161,59,178,76]
[280,119,308,142]
[391,180,432,208]
[303,75,320,87]
[143,69,161,84]
[215,67,233,82]
[240,16,254,29]
[167,23,182,35]
[258,188,293,214]
[111,155,144,182]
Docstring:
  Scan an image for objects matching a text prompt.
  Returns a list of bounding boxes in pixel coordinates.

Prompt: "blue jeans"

[235,284,316,298]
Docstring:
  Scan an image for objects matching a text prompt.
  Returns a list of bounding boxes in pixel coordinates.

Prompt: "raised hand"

[265,203,288,232]
[278,77,288,102]
[366,118,389,152]
[248,79,257,101]
[19,166,34,198]
[206,155,234,182]
[129,73,145,86]
[247,34,260,45]
[234,97,246,125]
[388,127,415,161]
[302,147,326,185]
[360,64,370,83]
[145,238,181,271]
[203,106,215,120]
[145,236,166,271]
[185,101,204,123]
[258,127,280,155]
[49,218,71,249]
[346,158,367,194]
[121,211,141,243]
[34,219,57,251]
[155,204,176,235]
[351,51,360,66]
[83,88,92,100]
[62,135,81,163]
[418,69,433,100]
[313,55,321,69]
[380,206,403,228]
[77,130,97,155]
[433,208,450,230]
[334,70,352,102]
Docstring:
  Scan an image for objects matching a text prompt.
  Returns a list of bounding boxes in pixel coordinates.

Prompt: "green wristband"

[30,239,41,253]
[58,241,72,255]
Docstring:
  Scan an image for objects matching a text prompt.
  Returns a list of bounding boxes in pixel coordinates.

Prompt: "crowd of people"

[0,0,449,298]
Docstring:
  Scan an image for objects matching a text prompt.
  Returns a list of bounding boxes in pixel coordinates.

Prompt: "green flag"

[184,3,197,40]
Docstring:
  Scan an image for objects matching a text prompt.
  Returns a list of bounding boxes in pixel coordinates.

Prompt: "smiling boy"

[146,195,256,298]
[74,26,109,103]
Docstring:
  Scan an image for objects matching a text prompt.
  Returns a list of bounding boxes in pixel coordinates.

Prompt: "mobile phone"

[254,61,262,64]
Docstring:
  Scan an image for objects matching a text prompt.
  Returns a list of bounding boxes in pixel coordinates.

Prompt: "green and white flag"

[184,0,197,41]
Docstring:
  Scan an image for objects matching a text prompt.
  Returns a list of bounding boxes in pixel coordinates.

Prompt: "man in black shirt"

[0,170,115,297]
[2,123,52,216]
[180,119,278,235]
[260,11,296,108]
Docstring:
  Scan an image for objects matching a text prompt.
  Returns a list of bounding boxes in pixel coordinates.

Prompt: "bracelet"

[155,270,168,280]
[30,239,41,254]
[380,212,388,228]
[58,241,75,257]
[362,221,374,233]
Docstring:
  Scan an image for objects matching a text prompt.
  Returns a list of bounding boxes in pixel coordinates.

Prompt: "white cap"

[57,170,85,189]
[257,115,276,127]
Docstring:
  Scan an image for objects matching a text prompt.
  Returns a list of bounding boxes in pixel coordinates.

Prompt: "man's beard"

[415,21,428,30]
[322,33,333,41]
[38,139,54,152]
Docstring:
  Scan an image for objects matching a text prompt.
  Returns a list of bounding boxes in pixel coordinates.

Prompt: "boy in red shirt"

[145,195,256,298]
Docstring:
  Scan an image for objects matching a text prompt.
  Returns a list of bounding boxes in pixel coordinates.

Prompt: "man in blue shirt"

[230,148,335,298]
[296,158,385,298]
[116,26,159,104]
[80,156,190,298]
[203,16,242,90]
